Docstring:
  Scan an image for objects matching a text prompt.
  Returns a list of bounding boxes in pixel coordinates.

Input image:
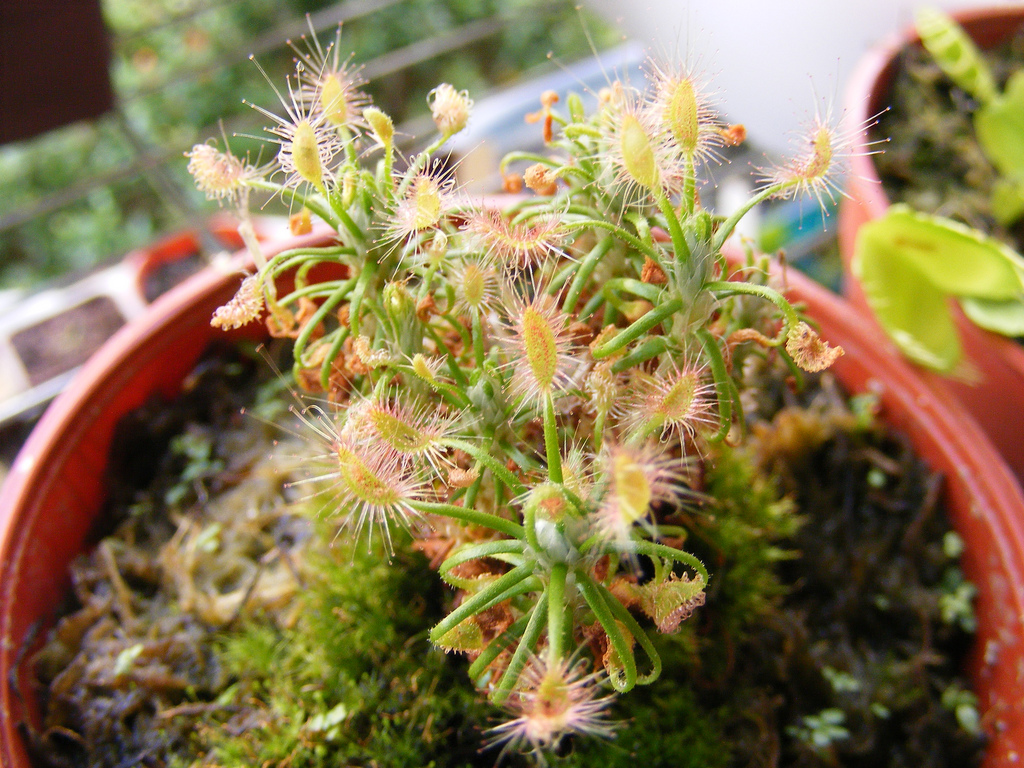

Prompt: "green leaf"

[858,206,1024,298]
[915,6,998,103]
[975,71,1024,179]
[960,295,1024,336]
[852,207,1024,371]
[854,230,961,371]
[990,177,1024,226]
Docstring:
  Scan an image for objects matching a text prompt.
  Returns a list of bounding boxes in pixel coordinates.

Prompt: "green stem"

[591,299,683,360]
[681,155,696,215]
[543,395,563,484]
[463,469,483,511]
[348,258,379,338]
[326,192,367,244]
[411,501,524,540]
[624,540,709,585]
[523,496,541,552]
[711,181,789,252]
[491,592,549,705]
[440,540,527,589]
[705,279,800,331]
[429,563,536,644]
[469,614,529,682]
[565,218,665,266]
[319,327,349,391]
[656,190,689,264]
[592,409,607,455]
[293,282,350,367]
[696,327,734,442]
[611,336,669,373]
[547,562,569,667]
[247,179,340,232]
[499,150,560,172]
[277,277,354,305]
[563,236,614,314]
[443,438,526,496]
[577,574,637,692]
[472,312,486,370]
[265,246,354,278]
[602,277,664,303]
[587,574,662,685]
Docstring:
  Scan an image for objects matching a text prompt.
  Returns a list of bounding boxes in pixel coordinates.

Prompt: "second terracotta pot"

[838,6,1024,485]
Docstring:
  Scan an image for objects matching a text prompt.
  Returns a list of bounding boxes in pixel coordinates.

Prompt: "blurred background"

[0,0,621,291]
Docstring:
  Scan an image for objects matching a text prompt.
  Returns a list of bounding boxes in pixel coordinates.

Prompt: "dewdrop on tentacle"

[602,89,682,199]
[186,142,255,205]
[463,207,568,273]
[289,23,371,132]
[758,103,870,211]
[245,56,344,195]
[500,293,579,407]
[594,442,689,547]
[390,173,456,242]
[210,273,264,330]
[287,405,434,556]
[621,362,718,445]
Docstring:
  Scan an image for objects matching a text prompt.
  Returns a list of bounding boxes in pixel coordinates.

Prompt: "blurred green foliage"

[0,0,615,289]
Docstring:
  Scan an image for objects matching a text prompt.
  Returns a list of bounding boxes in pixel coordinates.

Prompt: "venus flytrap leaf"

[853,206,1024,371]
[960,295,1024,336]
[975,71,1024,224]
[916,6,998,105]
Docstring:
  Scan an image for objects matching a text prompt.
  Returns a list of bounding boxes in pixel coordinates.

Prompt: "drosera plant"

[186,24,849,762]
[850,7,1024,374]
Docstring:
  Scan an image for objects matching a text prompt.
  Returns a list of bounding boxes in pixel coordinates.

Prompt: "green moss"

[201,544,488,767]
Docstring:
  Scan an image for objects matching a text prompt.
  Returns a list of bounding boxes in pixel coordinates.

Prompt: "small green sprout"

[787,708,850,750]
[942,682,983,736]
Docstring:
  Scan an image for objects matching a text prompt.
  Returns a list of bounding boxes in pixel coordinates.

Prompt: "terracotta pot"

[838,6,1024,484]
[0,229,335,766]
[2,243,1024,765]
